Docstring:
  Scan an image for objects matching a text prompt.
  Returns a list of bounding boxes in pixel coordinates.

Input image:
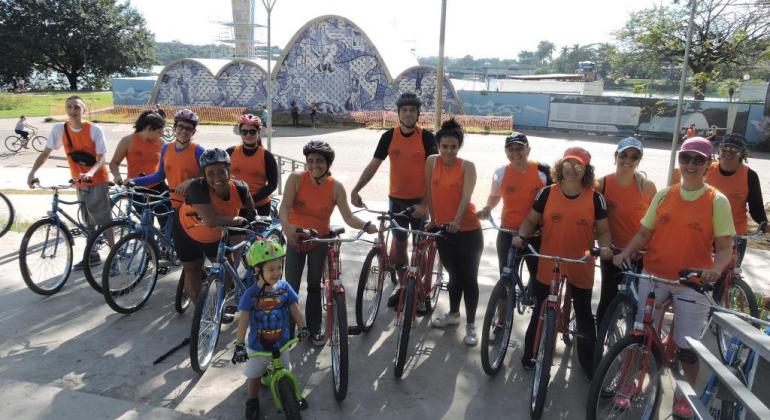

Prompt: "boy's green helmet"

[245,238,285,267]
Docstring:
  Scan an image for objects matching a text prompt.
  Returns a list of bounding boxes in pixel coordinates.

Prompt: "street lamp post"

[261,0,277,151]
[434,0,447,133]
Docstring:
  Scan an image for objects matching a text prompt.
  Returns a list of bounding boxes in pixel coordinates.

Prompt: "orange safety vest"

[62,122,108,186]
[126,133,162,188]
[388,127,427,199]
[500,161,545,230]
[178,180,244,243]
[164,143,200,208]
[705,162,749,235]
[430,158,480,231]
[604,174,652,248]
[288,172,335,236]
[231,145,270,206]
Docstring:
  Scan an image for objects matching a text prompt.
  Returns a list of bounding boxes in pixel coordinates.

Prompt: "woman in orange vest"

[279,140,376,345]
[595,137,656,325]
[227,114,278,217]
[704,133,768,265]
[176,148,254,306]
[614,137,734,418]
[109,110,169,225]
[422,119,484,347]
[477,132,552,303]
[514,147,613,378]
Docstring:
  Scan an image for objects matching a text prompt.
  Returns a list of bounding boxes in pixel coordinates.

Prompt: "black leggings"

[523,281,596,377]
[285,243,328,335]
[436,229,483,323]
[496,231,540,283]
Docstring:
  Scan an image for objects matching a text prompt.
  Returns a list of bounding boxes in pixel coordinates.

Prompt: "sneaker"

[431,312,461,328]
[311,332,326,347]
[464,324,478,346]
[521,356,535,370]
[73,252,101,271]
[416,301,428,316]
[299,398,309,410]
[672,392,694,419]
[245,397,260,420]
[387,287,401,308]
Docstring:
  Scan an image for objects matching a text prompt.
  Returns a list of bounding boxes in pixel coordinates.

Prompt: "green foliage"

[0,93,24,111]
[0,91,112,118]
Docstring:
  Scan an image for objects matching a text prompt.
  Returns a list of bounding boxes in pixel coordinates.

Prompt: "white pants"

[243,348,292,379]
[635,276,709,349]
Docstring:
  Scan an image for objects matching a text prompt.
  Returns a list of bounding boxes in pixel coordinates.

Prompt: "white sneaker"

[431,312,461,328]
[464,324,478,346]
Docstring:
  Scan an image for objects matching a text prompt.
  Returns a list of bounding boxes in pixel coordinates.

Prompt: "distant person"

[260,105,269,128]
[684,122,697,140]
[309,103,317,129]
[15,116,36,140]
[290,100,300,128]
[153,104,167,120]
[228,114,278,217]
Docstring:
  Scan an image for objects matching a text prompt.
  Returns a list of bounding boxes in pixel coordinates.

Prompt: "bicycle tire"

[480,280,514,376]
[175,271,190,314]
[355,248,384,332]
[101,232,159,314]
[531,307,557,420]
[83,219,132,293]
[4,135,22,153]
[715,277,759,363]
[31,136,46,152]
[20,218,74,295]
[331,293,349,401]
[190,273,223,374]
[586,335,662,420]
[277,376,302,420]
[109,193,140,223]
[426,249,443,314]
[0,191,14,238]
[593,294,637,371]
[394,277,416,378]
[516,252,532,315]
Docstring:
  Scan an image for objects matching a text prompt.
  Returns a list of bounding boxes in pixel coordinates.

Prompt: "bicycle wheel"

[0,191,14,238]
[586,335,662,420]
[702,377,741,420]
[19,219,73,295]
[83,220,132,293]
[110,193,140,223]
[480,280,514,376]
[531,307,557,419]
[4,135,22,152]
[715,277,759,363]
[593,294,637,370]
[277,376,302,420]
[356,248,385,331]
[175,271,191,314]
[101,232,159,314]
[426,251,443,314]
[331,293,349,401]
[161,126,174,142]
[190,274,224,374]
[394,277,416,378]
[31,136,47,152]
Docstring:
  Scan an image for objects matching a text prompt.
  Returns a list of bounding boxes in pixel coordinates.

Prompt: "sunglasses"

[562,160,585,172]
[618,151,642,161]
[175,124,195,133]
[678,152,708,166]
[240,129,259,136]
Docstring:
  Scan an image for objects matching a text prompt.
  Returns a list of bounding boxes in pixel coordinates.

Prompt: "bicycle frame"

[247,338,303,413]
[389,223,442,324]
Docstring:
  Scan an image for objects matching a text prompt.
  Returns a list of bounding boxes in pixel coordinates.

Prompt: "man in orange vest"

[27,96,111,270]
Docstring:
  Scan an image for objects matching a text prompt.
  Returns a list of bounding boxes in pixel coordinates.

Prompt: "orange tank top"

[705,162,749,234]
[62,122,108,186]
[179,180,244,243]
[389,127,427,199]
[644,184,716,280]
[537,185,596,289]
[430,158,480,231]
[501,161,545,229]
[126,134,162,187]
[164,143,200,208]
[288,172,335,236]
[231,145,270,206]
[604,174,652,248]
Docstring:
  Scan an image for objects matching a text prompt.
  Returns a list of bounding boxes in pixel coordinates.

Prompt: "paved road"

[2,118,770,419]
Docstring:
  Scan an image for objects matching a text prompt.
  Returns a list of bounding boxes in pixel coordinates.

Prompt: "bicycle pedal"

[158,267,169,275]
[347,326,362,336]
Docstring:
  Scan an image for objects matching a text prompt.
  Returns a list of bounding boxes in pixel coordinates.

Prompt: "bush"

[0,93,25,111]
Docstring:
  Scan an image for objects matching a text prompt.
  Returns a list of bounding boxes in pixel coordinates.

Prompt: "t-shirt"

[532,185,608,220]
[373,128,436,161]
[47,122,106,154]
[15,121,25,131]
[238,280,299,352]
[641,184,734,237]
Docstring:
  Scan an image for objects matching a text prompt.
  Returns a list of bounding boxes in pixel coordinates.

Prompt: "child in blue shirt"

[232,237,308,420]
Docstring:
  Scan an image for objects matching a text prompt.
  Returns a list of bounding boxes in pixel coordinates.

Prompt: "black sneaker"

[416,301,428,316]
[311,332,326,347]
[521,356,535,370]
[73,252,101,271]
[245,397,260,420]
[299,398,309,410]
[387,287,401,308]
[221,305,237,324]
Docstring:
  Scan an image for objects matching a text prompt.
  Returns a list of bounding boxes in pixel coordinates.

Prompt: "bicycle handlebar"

[524,243,600,264]
[481,216,517,235]
[245,338,300,358]
[299,222,374,244]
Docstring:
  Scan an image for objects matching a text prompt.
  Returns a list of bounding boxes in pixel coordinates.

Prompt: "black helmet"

[174,109,200,127]
[396,92,422,110]
[199,148,231,170]
[302,140,335,166]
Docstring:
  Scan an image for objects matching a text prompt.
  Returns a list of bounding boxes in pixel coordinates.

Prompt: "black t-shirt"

[373,128,437,160]
[532,185,608,220]
[186,178,250,206]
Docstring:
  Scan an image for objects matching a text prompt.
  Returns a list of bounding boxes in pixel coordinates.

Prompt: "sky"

[128,0,658,59]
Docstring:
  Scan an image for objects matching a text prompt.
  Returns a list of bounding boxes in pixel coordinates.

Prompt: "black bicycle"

[5,128,46,153]
[0,191,13,238]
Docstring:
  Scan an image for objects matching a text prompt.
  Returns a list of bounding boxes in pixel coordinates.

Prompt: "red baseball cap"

[563,147,591,165]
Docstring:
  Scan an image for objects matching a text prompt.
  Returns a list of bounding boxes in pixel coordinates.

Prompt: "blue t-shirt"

[238,279,299,351]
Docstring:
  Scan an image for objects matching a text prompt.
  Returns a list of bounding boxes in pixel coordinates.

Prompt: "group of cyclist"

[25,93,768,419]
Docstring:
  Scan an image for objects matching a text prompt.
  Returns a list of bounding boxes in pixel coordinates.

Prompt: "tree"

[616,0,770,97]
[0,0,155,90]
[517,50,536,64]
[535,41,556,65]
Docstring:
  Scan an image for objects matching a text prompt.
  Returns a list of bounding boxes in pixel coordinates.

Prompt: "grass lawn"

[0,92,113,118]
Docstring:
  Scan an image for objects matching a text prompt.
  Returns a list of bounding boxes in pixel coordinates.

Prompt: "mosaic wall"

[153,60,268,107]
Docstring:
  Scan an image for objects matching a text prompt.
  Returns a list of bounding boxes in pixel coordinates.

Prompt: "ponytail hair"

[435,118,465,147]
[134,109,166,133]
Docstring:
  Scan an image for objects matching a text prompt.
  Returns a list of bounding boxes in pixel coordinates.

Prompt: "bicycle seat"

[329,226,345,237]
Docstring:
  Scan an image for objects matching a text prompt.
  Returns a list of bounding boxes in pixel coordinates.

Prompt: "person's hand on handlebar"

[476,207,491,220]
[283,224,299,247]
[700,267,722,284]
[511,234,525,249]
[612,250,630,269]
[599,246,614,261]
[408,203,427,219]
[365,222,378,234]
[446,221,460,234]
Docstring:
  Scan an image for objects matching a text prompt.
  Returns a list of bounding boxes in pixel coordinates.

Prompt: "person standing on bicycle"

[704,133,768,265]
[595,137,656,325]
[233,238,309,420]
[176,148,255,307]
[227,114,278,217]
[476,132,552,303]
[614,137,734,419]
[350,92,437,309]
[513,147,613,378]
[27,96,111,270]
[15,116,36,141]
[279,140,376,345]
